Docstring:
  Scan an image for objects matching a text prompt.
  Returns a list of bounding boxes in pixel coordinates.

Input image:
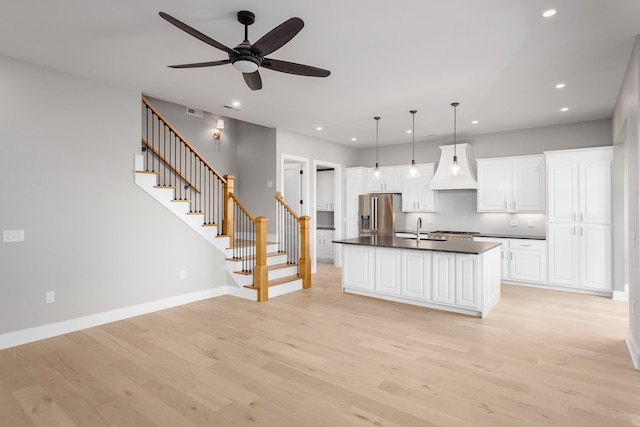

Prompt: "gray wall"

[237,122,277,225]
[612,36,640,359]
[144,96,239,179]
[0,56,225,335]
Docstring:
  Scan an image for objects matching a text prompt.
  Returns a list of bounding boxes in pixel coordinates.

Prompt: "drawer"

[474,237,509,247]
[509,239,545,250]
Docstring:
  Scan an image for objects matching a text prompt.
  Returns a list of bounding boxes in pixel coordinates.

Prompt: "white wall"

[0,56,225,340]
[612,36,640,369]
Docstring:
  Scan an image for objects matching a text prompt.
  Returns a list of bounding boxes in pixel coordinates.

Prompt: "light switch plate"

[3,230,25,243]
[509,219,518,227]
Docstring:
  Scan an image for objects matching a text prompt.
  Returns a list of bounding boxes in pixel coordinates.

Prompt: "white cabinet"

[317,229,335,261]
[345,167,366,238]
[367,166,404,193]
[401,250,432,300]
[342,245,374,290]
[477,155,545,212]
[547,152,611,224]
[547,223,612,290]
[546,147,612,292]
[316,169,335,211]
[431,252,456,305]
[374,248,402,295]
[456,254,479,309]
[474,237,546,284]
[402,163,438,212]
[508,239,546,283]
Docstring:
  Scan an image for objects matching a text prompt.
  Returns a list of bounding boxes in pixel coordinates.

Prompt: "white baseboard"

[0,286,228,351]
[613,290,629,301]
[625,327,640,370]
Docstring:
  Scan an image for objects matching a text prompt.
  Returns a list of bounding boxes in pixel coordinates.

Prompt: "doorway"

[314,160,342,271]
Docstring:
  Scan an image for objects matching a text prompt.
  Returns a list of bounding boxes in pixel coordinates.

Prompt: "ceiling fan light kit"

[159,10,331,91]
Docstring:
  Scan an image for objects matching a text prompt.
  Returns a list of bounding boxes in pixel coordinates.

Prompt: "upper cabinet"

[476,154,545,212]
[402,163,438,212]
[367,166,404,193]
[316,169,335,211]
[546,147,612,225]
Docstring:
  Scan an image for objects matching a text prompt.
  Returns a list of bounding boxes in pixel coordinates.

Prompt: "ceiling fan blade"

[243,71,262,91]
[262,58,331,77]
[251,17,304,56]
[168,59,231,69]
[159,12,237,55]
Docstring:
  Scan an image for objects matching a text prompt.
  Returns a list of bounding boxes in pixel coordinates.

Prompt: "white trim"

[613,290,629,301]
[625,327,640,370]
[0,286,228,351]
[312,159,343,272]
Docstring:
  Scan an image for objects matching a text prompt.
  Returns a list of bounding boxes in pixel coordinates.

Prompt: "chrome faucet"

[416,217,422,241]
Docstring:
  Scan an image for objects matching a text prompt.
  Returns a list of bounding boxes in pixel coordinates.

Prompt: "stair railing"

[142,96,228,234]
[229,193,269,301]
[275,192,311,290]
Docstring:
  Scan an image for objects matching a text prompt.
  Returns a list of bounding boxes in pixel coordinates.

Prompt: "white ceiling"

[2,0,639,148]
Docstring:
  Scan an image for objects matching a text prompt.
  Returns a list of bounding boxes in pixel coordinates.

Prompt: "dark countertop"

[333,235,501,255]
[317,226,335,230]
[395,230,546,240]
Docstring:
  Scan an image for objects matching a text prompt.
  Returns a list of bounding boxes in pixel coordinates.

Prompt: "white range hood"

[429,143,478,190]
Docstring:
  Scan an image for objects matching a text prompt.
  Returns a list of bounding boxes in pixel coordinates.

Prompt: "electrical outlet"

[510,219,518,227]
[426,217,432,224]
[267,180,273,188]
[527,220,534,228]
[180,270,186,279]
[46,291,55,304]
[3,229,25,243]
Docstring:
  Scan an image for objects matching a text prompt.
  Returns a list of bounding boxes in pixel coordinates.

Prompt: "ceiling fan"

[159,10,331,91]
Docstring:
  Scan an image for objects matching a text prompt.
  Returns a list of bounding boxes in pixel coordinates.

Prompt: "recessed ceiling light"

[351,137,357,141]
[471,120,478,124]
[560,107,569,112]
[542,9,557,18]
[232,101,240,107]
[316,127,322,131]
[555,83,566,89]
[406,130,412,134]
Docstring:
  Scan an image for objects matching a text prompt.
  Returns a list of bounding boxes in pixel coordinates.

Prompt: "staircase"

[135,97,310,301]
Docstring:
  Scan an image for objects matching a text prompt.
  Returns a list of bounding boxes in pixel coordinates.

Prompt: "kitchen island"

[333,236,502,317]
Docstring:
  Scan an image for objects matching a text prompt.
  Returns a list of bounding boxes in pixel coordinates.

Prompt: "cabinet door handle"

[572,227,576,235]
[580,227,583,236]
[572,213,576,221]
[521,244,531,247]
[510,253,513,260]
[504,201,507,209]
[581,213,583,222]
[513,201,515,210]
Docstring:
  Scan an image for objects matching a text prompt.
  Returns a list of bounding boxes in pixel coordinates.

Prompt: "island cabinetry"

[374,248,402,295]
[431,252,455,305]
[342,244,374,290]
[401,250,432,300]
[340,243,501,317]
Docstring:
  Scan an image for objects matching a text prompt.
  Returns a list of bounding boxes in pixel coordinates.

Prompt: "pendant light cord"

[410,110,416,160]
[451,102,459,158]
[374,116,380,165]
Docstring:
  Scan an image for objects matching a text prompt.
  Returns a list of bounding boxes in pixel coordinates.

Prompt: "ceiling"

[2,0,640,148]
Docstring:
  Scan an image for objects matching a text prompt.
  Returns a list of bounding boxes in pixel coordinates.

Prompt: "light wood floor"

[1,266,639,426]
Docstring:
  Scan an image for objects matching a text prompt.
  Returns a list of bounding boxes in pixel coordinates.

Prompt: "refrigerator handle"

[372,197,378,230]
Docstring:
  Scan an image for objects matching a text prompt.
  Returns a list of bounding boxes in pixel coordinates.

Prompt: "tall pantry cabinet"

[545,147,613,292]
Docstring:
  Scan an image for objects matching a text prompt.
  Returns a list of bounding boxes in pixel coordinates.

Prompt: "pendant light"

[448,102,463,176]
[371,116,384,181]
[406,109,421,178]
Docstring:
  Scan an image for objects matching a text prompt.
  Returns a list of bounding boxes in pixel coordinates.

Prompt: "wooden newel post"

[299,216,311,289]
[254,216,269,302]
[223,175,235,246]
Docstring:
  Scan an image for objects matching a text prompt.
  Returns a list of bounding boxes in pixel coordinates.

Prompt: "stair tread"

[226,252,286,262]
[233,262,298,275]
[154,185,176,189]
[227,239,278,250]
[171,199,192,203]
[243,274,301,290]
[136,170,160,175]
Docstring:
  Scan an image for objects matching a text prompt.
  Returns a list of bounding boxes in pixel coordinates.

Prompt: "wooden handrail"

[275,192,300,220]
[229,192,256,222]
[142,96,227,184]
[141,137,201,194]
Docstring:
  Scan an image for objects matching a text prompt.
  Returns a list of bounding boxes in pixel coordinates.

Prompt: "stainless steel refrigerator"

[358,193,402,236]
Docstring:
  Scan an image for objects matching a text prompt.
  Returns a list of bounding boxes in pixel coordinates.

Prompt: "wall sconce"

[213,119,225,140]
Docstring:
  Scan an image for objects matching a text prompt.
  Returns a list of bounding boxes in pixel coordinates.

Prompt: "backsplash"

[403,190,547,236]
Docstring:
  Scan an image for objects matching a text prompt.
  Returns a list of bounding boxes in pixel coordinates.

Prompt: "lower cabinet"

[316,229,335,261]
[341,245,501,317]
[474,237,546,284]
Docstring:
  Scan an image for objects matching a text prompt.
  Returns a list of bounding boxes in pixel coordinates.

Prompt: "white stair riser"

[268,266,299,281]
[269,279,303,298]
